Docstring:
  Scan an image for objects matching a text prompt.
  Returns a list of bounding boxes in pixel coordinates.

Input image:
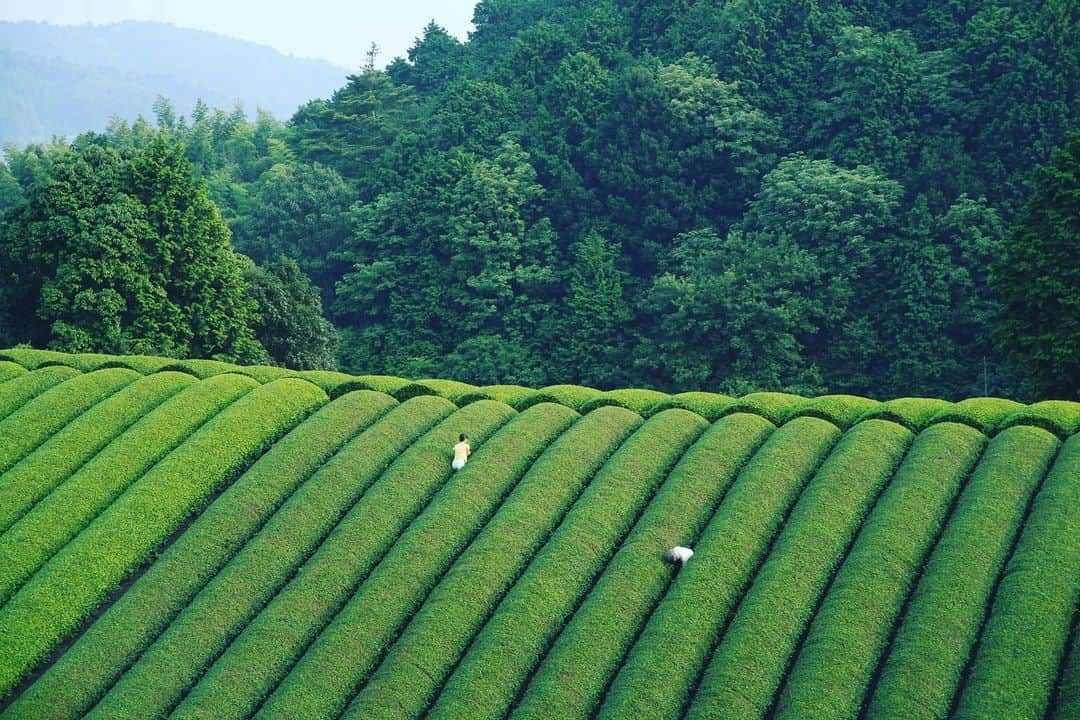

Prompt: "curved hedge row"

[0,361,26,383]
[1,348,1078,439]
[254,403,575,720]
[426,409,709,720]
[1055,622,1080,720]
[508,413,775,720]
[0,378,327,698]
[952,433,1080,720]
[339,406,643,720]
[685,420,913,720]
[0,372,201,603]
[84,395,447,720]
[0,390,400,720]
[163,399,506,720]
[596,416,842,720]
[0,368,138,477]
[772,422,987,720]
[865,425,1061,720]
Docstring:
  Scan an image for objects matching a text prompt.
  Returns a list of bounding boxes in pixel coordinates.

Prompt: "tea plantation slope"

[0,349,1076,720]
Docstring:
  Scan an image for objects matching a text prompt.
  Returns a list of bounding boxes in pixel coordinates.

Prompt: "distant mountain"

[0,21,350,147]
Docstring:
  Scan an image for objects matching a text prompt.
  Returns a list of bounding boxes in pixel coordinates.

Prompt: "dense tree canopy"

[1,0,1076,398]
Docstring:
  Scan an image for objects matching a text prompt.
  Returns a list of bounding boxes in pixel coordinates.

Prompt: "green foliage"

[0,377,326,697]
[0,360,26,383]
[685,420,913,720]
[509,413,772,720]
[0,136,266,363]
[86,395,443,720]
[789,394,882,430]
[646,391,735,421]
[773,422,986,720]
[256,403,572,720]
[953,434,1080,720]
[865,426,1061,720]
[0,372,197,597]
[340,406,641,720]
[930,396,1025,434]
[242,256,338,370]
[993,132,1080,398]
[0,365,80,422]
[426,409,707,720]
[577,387,671,415]
[857,396,954,431]
[0,367,136,478]
[597,416,841,720]
[2,389,399,720]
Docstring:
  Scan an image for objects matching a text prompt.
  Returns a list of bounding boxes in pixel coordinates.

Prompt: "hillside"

[0,21,348,147]
[0,347,1077,720]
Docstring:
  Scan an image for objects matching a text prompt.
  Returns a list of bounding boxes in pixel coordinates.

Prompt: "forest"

[0,0,1077,400]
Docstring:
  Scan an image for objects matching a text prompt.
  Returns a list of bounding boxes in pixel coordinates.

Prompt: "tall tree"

[993,131,1080,398]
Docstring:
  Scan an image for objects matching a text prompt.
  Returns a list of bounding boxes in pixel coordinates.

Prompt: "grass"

[772,422,987,720]
[684,420,913,720]
[865,425,1061,720]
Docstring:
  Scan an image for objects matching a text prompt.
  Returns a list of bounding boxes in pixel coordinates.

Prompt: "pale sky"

[0,0,480,70]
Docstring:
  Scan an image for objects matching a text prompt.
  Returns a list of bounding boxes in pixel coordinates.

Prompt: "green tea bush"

[645,391,735,421]
[1,390,399,720]
[0,360,26,383]
[340,407,643,720]
[790,394,881,430]
[952,433,1080,720]
[509,413,773,720]
[0,378,326,698]
[577,388,672,415]
[597,416,841,720]
[686,420,913,720]
[856,397,954,432]
[0,372,198,602]
[721,391,806,425]
[426,410,707,720]
[0,365,81,422]
[773,422,987,720]
[85,395,451,720]
[865,425,1060,720]
[930,397,1024,434]
[0,367,137,479]
[255,403,574,720]
[998,400,1080,439]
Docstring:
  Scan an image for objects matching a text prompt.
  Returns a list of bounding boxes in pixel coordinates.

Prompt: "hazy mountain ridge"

[0,21,350,146]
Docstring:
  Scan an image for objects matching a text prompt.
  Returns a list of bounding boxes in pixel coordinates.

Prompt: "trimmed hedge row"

[685,419,914,720]
[577,388,672,415]
[0,372,203,603]
[515,384,603,411]
[0,348,108,370]
[952,433,1080,720]
[856,397,954,432]
[84,395,449,720]
[254,402,576,720]
[340,407,643,720]
[0,368,138,479]
[458,384,536,407]
[865,425,1061,720]
[425,409,709,720]
[930,397,1025,434]
[508,413,775,720]
[772,422,987,720]
[166,400,516,720]
[0,366,81,422]
[0,390,399,720]
[596,416,842,720]
[0,378,327,698]
[0,361,26,383]
[998,400,1080,439]
[645,391,735,421]
[789,394,882,430]
[721,391,806,425]
[1054,621,1080,720]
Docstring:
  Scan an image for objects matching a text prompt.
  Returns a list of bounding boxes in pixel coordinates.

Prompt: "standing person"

[452,433,471,470]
